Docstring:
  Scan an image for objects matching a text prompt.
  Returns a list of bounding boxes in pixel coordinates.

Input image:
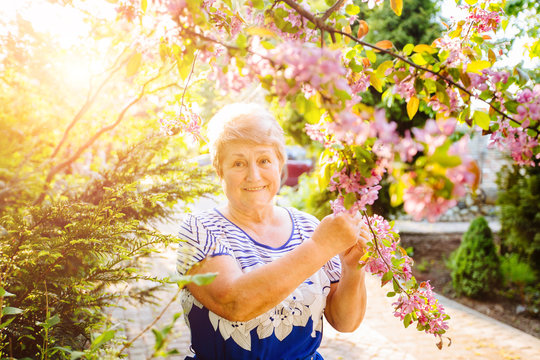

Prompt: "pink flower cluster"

[393,72,416,101]
[466,6,501,33]
[432,36,469,68]
[469,69,510,92]
[355,215,448,338]
[359,215,414,282]
[329,167,382,213]
[489,120,539,167]
[393,281,449,337]
[159,106,202,140]
[403,183,457,222]
[515,85,540,125]
[251,41,349,101]
[487,85,540,166]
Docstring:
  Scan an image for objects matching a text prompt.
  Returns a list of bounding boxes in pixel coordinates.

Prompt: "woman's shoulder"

[180,208,225,231]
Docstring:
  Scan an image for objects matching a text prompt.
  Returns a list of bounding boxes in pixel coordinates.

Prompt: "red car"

[282,146,313,187]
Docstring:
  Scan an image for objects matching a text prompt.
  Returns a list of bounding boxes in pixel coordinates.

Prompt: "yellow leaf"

[407,96,419,120]
[126,53,142,77]
[390,0,403,16]
[413,44,437,54]
[246,27,277,38]
[488,49,496,64]
[411,53,428,66]
[370,73,383,92]
[466,60,491,75]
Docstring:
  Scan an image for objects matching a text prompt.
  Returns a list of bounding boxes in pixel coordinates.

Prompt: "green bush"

[450,217,501,298]
[496,164,540,274]
[500,253,537,288]
[0,15,219,357]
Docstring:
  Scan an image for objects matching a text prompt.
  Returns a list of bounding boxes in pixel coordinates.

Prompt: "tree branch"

[49,49,132,160]
[321,0,346,21]
[278,0,535,135]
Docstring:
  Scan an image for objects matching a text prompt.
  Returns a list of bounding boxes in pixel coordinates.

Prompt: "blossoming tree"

[109,0,540,347]
[56,0,540,348]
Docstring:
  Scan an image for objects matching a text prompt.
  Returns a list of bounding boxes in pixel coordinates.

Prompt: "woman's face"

[219,141,282,212]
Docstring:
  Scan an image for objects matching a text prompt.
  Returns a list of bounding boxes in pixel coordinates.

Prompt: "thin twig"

[116,286,183,356]
[180,51,198,109]
[361,210,408,295]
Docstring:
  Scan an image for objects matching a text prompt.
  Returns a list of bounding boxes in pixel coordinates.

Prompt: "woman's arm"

[186,212,358,322]
[324,221,370,332]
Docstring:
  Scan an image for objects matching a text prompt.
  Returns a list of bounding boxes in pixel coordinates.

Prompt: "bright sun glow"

[0,0,117,91]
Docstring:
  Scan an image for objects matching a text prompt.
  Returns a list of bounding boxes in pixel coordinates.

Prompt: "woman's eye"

[233,161,244,167]
[260,159,270,165]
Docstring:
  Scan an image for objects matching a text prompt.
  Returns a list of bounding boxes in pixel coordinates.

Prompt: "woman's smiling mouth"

[244,186,266,191]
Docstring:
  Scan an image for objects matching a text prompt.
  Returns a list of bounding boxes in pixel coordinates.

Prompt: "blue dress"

[177,207,341,360]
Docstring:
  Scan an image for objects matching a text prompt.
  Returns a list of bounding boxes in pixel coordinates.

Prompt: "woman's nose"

[246,163,261,181]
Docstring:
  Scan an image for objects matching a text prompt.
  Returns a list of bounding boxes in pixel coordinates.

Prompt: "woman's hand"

[339,216,370,270]
[311,212,361,256]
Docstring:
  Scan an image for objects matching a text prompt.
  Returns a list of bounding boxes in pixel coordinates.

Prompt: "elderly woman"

[177,103,369,360]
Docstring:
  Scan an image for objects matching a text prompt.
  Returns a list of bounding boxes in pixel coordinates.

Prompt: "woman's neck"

[224,203,276,226]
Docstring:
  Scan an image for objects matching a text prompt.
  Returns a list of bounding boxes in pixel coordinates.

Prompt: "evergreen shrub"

[450,216,501,298]
[496,164,540,274]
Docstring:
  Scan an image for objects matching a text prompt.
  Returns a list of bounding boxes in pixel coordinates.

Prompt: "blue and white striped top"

[177,207,341,360]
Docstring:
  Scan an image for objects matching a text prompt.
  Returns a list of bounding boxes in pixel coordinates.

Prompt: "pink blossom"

[403,184,457,222]
[466,7,501,33]
[395,130,422,162]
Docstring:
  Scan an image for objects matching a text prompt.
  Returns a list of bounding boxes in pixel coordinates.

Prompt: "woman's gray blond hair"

[207,103,286,176]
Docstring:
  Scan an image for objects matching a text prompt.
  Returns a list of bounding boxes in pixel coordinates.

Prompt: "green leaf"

[365,50,377,63]
[381,271,393,284]
[126,52,142,77]
[403,43,414,56]
[2,306,23,316]
[38,313,60,330]
[0,287,15,297]
[343,192,357,209]
[404,313,412,328]
[0,316,16,329]
[473,110,491,130]
[91,329,116,351]
[250,0,264,9]
[192,273,218,286]
[386,291,396,297]
[392,278,400,292]
[504,100,519,114]
[430,141,462,168]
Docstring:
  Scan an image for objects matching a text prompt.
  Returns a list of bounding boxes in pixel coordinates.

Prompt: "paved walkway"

[108,198,540,359]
